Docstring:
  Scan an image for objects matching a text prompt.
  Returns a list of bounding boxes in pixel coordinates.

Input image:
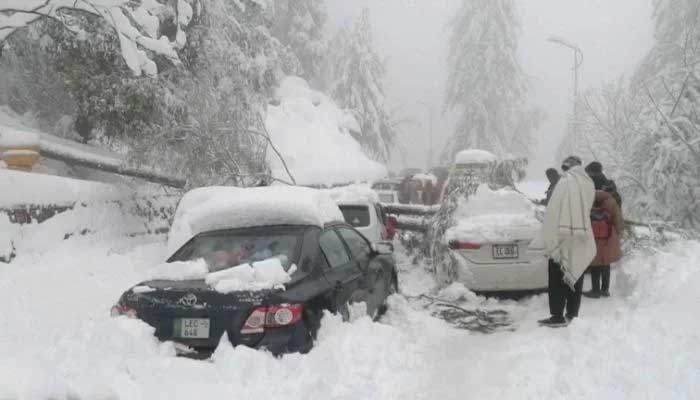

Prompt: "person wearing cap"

[531,156,597,327]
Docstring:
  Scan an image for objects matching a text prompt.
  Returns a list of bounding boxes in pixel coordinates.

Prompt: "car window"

[337,227,371,260]
[338,205,371,227]
[170,227,302,273]
[319,230,351,268]
[378,193,395,203]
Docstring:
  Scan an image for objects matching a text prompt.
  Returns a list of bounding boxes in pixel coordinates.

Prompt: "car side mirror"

[371,241,394,255]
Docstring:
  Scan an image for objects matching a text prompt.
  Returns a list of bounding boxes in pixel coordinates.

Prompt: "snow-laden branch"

[0,0,193,76]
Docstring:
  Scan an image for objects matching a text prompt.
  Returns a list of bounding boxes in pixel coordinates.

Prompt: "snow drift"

[265,77,387,186]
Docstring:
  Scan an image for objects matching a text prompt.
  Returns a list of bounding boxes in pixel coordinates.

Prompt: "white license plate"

[493,244,519,259]
[174,318,210,339]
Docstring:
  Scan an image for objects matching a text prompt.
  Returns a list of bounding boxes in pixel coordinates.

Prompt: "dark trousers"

[548,259,584,318]
[590,265,611,292]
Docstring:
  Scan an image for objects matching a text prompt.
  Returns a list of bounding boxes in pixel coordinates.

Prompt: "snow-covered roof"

[167,186,344,255]
[0,126,40,149]
[0,170,124,208]
[325,184,379,205]
[454,149,497,165]
[412,173,438,185]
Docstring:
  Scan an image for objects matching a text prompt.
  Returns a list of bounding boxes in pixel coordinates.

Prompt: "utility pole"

[547,36,584,155]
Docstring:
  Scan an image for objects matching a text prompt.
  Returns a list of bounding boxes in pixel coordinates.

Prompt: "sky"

[325,0,655,177]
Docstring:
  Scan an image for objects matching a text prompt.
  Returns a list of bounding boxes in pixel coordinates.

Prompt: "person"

[585,161,621,207]
[542,168,560,205]
[531,156,597,327]
[584,170,624,298]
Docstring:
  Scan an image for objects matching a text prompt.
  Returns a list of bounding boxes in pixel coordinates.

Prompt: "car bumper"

[454,253,548,292]
[171,323,311,359]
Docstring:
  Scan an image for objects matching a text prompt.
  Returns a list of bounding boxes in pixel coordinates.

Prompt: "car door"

[318,229,363,319]
[336,226,386,316]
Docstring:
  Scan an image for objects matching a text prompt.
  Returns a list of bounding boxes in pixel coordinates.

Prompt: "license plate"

[174,318,210,339]
[492,244,519,259]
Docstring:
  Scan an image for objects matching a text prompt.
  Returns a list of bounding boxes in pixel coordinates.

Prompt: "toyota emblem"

[178,293,198,307]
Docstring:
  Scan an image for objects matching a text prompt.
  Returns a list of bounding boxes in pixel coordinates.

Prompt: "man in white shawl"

[531,156,596,327]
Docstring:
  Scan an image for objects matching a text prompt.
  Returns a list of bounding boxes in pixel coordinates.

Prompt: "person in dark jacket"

[542,168,560,205]
[584,172,625,298]
[585,162,622,207]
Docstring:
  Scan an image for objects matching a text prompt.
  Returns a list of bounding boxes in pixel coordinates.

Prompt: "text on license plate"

[492,244,519,259]
[174,318,210,339]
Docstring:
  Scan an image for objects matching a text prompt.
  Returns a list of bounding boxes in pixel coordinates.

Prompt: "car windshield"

[171,228,303,272]
[339,205,371,227]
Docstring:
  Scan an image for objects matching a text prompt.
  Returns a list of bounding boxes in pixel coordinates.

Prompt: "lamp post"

[547,36,583,154]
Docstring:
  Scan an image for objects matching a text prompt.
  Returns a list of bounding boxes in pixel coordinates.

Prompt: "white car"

[371,179,401,204]
[336,200,391,244]
[431,149,546,293]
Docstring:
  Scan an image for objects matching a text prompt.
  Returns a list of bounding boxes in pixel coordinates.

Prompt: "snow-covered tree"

[561,0,700,229]
[0,0,193,76]
[270,0,326,80]
[443,0,539,161]
[325,8,395,162]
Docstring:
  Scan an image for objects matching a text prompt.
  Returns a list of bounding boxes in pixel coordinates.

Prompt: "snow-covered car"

[372,179,401,204]
[430,150,545,293]
[111,186,398,358]
[328,185,397,243]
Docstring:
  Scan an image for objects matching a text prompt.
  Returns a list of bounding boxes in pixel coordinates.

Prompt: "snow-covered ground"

[2,208,700,399]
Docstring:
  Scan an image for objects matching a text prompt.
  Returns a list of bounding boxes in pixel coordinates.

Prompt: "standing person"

[584,172,625,298]
[585,161,622,208]
[542,168,560,205]
[532,156,597,327]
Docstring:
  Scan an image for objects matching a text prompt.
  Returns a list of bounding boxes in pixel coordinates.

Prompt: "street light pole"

[547,36,583,155]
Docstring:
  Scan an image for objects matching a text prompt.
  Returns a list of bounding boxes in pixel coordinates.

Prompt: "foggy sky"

[325,0,654,177]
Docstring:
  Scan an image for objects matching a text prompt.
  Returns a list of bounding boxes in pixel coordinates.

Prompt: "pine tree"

[270,0,327,81]
[325,8,395,162]
[443,0,538,162]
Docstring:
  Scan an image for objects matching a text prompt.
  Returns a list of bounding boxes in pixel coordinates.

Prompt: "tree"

[325,8,395,162]
[270,0,326,81]
[443,0,539,162]
[0,0,193,76]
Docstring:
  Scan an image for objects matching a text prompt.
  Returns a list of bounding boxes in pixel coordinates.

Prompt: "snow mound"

[0,170,124,207]
[0,125,39,149]
[148,259,209,281]
[266,76,387,186]
[167,185,344,255]
[206,258,295,293]
[325,184,379,205]
[446,184,541,243]
[454,149,497,164]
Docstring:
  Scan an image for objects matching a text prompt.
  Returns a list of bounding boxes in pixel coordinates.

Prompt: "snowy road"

[2,223,700,399]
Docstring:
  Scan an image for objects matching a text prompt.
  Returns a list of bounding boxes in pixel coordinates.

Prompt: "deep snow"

[1,208,700,399]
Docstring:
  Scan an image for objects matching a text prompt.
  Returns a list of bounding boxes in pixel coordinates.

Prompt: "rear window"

[378,193,395,203]
[170,228,303,273]
[339,205,371,227]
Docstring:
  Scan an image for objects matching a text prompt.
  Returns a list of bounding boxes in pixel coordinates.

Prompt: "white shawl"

[531,166,596,289]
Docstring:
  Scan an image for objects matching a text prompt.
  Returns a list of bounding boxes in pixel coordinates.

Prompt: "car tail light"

[448,240,482,250]
[110,303,138,318]
[241,304,303,334]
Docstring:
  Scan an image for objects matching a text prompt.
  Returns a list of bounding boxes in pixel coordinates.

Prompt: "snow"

[148,259,208,281]
[325,183,379,205]
[454,149,498,164]
[0,125,40,149]
[266,76,387,186]
[412,173,438,185]
[0,170,124,207]
[167,185,344,255]
[206,258,295,293]
[446,184,542,243]
[2,200,700,398]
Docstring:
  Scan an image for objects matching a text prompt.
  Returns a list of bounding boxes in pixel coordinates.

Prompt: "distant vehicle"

[431,149,546,294]
[110,187,398,358]
[372,179,401,204]
[398,167,422,179]
[331,185,398,242]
